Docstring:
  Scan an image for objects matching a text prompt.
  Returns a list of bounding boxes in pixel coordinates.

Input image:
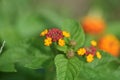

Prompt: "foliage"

[0,0,120,80]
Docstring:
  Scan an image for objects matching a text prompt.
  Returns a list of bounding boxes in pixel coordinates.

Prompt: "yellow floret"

[91,40,97,46]
[40,29,48,36]
[62,31,70,38]
[44,37,52,46]
[77,48,86,56]
[86,54,94,63]
[96,51,102,59]
[58,39,65,46]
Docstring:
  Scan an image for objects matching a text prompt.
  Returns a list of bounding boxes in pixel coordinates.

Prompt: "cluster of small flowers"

[40,28,70,46]
[40,28,102,63]
[77,40,102,63]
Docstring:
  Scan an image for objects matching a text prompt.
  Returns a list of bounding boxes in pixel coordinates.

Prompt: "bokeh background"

[0,0,120,80]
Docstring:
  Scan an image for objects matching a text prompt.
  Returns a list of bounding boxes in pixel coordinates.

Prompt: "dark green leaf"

[55,54,82,80]
[77,51,120,80]
[61,19,85,51]
[0,39,51,72]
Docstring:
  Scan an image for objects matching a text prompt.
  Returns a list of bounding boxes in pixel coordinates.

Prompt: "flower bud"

[67,49,75,58]
[69,40,77,47]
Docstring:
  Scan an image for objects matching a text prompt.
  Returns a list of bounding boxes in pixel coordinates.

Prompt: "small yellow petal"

[44,42,50,46]
[77,48,86,56]
[44,29,48,34]
[47,37,52,41]
[91,40,97,46]
[44,37,52,46]
[40,29,48,36]
[40,32,45,36]
[96,51,102,59]
[62,31,70,38]
[86,54,94,63]
[58,39,65,46]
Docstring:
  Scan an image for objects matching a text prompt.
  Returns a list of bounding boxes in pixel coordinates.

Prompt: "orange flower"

[82,16,105,35]
[98,35,120,57]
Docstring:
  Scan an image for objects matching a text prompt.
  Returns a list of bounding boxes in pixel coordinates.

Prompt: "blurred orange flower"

[82,16,105,35]
[98,35,120,57]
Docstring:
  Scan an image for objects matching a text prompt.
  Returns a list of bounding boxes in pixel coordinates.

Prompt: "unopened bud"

[66,49,75,58]
[69,40,76,47]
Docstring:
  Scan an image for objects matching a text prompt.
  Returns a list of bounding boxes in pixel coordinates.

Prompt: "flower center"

[85,46,97,56]
[46,28,63,42]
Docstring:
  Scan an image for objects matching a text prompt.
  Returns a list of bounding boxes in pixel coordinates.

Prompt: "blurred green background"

[0,0,120,80]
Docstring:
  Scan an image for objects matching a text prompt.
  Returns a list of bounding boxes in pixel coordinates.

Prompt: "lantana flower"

[40,28,70,47]
[77,40,102,63]
[82,16,105,35]
[98,35,120,57]
[86,54,94,63]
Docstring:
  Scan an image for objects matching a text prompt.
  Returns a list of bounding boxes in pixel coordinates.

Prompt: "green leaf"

[16,13,42,37]
[61,19,85,51]
[84,51,118,68]
[0,27,22,47]
[0,39,51,72]
[39,10,63,27]
[15,63,42,79]
[53,42,68,53]
[106,22,120,38]
[83,34,96,46]
[43,59,56,80]
[0,64,44,80]
[56,45,68,53]
[77,51,120,80]
[55,54,82,80]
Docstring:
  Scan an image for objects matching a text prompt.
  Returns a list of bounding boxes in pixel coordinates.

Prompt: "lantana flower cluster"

[40,28,102,63]
[40,28,70,46]
[77,40,102,63]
